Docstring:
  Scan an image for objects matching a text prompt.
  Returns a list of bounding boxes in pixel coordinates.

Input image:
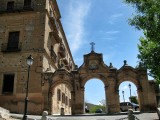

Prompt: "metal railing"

[23,3,34,11]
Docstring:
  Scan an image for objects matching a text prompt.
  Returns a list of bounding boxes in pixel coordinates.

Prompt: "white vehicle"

[120,102,139,112]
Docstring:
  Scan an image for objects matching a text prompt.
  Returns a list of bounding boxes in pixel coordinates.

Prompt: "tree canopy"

[124,0,160,84]
[130,96,138,104]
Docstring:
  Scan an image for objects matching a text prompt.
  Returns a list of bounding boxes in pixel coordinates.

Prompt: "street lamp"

[128,83,131,97]
[122,91,125,102]
[23,55,33,120]
[128,83,131,102]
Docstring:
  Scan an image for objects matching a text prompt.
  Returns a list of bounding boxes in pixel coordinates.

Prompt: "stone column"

[137,89,144,111]
[115,89,120,113]
[105,84,119,113]
[42,81,50,112]
[74,87,85,114]
[80,87,85,114]
[105,86,109,114]
[139,75,157,111]
[48,91,53,115]
[71,91,75,115]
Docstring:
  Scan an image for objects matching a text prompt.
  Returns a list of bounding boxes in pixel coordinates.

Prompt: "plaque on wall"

[89,60,99,70]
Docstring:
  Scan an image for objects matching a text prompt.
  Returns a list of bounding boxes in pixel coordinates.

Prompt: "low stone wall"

[0,107,10,119]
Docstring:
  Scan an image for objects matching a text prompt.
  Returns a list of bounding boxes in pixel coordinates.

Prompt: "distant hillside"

[85,102,106,113]
[85,102,97,110]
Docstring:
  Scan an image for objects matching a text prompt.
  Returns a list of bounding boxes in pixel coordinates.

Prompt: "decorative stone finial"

[124,60,127,66]
[109,62,113,68]
[74,65,78,70]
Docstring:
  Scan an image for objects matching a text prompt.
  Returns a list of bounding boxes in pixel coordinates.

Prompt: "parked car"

[120,102,139,112]
[95,109,103,113]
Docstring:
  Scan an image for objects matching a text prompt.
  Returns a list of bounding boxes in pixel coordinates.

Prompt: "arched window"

[57,89,61,101]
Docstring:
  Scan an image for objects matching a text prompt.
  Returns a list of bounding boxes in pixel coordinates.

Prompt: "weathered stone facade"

[0,0,157,116]
[50,51,157,114]
[0,0,74,115]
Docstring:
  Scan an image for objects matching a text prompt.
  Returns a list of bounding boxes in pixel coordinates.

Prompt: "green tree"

[123,0,160,84]
[89,105,104,113]
[130,96,138,104]
[99,99,106,112]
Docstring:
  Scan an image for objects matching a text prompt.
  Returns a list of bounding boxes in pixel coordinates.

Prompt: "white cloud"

[97,30,119,41]
[119,85,129,91]
[62,1,91,55]
[108,13,123,24]
[101,37,115,41]
[106,31,120,34]
[123,85,128,90]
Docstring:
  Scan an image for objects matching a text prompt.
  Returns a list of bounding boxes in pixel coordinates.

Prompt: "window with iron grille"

[62,93,65,103]
[7,1,14,11]
[7,31,20,51]
[65,96,68,105]
[2,74,15,94]
[57,89,61,101]
[24,0,32,10]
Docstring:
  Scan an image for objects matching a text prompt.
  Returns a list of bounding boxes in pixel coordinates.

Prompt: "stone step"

[0,107,10,119]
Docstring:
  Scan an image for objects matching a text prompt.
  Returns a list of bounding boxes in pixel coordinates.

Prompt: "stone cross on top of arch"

[90,42,95,52]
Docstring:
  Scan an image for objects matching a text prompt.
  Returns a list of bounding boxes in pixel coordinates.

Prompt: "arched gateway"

[46,50,157,115]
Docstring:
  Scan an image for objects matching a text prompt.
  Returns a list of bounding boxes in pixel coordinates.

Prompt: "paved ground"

[11,112,159,120]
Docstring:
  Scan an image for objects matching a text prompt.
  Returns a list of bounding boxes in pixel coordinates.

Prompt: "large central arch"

[50,51,157,115]
[81,75,109,113]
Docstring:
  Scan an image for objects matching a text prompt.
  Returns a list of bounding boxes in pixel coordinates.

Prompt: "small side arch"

[50,80,73,93]
[49,80,73,115]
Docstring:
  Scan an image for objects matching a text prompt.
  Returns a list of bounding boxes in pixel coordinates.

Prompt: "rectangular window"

[57,89,61,101]
[65,96,68,105]
[2,74,15,94]
[24,0,31,6]
[7,1,14,11]
[69,99,71,107]
[7,31,20,51]
[24,0,33,10]
[62,93,65,103]
[50,45,57,61]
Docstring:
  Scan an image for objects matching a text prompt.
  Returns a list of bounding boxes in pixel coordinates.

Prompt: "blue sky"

[57,0,143,105]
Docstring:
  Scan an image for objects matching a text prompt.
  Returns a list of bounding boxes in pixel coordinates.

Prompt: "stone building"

[0,0,74,115]
[0,0,157,116]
